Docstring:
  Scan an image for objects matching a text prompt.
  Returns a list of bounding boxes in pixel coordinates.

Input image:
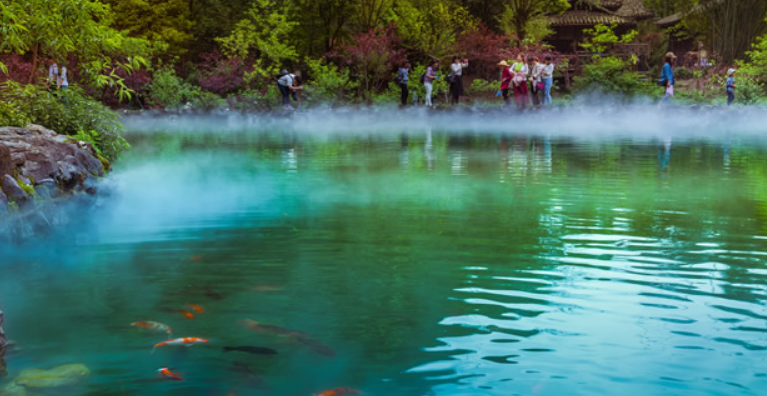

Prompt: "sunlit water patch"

[1,112,767,395]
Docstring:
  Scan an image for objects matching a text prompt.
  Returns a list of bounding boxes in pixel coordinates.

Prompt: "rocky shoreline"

[0,125,106,240]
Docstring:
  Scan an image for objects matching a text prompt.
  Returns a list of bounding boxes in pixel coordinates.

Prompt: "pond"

[1,110,766,395]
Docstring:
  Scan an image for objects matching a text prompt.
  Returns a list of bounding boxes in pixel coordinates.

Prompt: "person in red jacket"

[498,60,512,107]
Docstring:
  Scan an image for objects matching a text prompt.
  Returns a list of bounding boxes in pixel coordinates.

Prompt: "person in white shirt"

[47,60,58,90]
[277,70,303,109]
[448,56,469,105]
[541,55,555,106]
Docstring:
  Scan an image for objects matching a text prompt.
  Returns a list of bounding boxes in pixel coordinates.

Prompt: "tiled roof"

[613,0,654,19]
[549,10,633,27]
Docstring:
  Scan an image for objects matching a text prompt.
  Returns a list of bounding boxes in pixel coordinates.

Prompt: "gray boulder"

[1,175,28,204]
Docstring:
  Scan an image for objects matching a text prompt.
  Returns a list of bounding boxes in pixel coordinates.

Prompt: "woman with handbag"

[510,54,529,110]
[660,52,676,105]
[449,56,469,105]
[529,56,544,107]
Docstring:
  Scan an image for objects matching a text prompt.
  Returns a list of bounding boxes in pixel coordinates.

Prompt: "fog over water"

[1,108,767,395]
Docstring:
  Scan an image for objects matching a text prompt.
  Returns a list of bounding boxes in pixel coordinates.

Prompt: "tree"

[501,0,569,41]
[334,24,405,101]
[389,0,478,59]
[216,0,298,81]
[290,0,355,56]
[0,0,153,100]
[103,0,193,56]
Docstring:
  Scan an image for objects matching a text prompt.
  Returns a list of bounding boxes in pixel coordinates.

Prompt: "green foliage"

[216,0,298,81]
[675,66,693,80]
[389,0,478,58]
[305,59,359,106]
[0,0,155,98]
[147,68,198,109]
[70,129,105,156]
[0,82,129,161]
[103,0,193,56]
[572,57,656,98]
[581,23,638,54]
[371,82,401,106]
[499,0,569,41]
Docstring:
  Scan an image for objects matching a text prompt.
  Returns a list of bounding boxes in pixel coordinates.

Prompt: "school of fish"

[131,293,360,394]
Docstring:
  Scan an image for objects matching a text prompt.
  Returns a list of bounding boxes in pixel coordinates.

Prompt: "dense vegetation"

[2,0,767,159]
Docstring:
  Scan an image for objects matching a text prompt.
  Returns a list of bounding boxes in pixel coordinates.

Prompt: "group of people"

[47,59,69,92]
[661,51,737,106]
[498,54,555,108]
[395,54,556,108]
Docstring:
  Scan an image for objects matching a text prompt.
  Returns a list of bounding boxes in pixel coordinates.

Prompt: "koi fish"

[157,367,183,381]
[188,304,204,313]
[152,337,209,353]
[313,388,363,396]
[223,346,278,355]
[179,309,195,319]
[296,337,336,357]
[241,319,307,338]
[230,361,268,390]
[191,256,201,261]
[131,321,172,335]
[204,287,224,300]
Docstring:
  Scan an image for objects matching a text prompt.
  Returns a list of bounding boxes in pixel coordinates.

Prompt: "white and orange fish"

[157,367,183,381]
[131,321,172,335]
[314,388,363,396]
[188,304,204,313]
[152,337,209,353]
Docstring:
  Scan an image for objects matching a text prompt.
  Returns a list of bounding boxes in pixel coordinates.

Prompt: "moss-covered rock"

[12,364,90,388]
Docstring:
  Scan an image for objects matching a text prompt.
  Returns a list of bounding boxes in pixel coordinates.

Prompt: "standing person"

[511,54,529,109]
[424,60,439,107]
[397,61,410,107]
[498,60,512,107]
[47,59,58,90]
[660,52,676,105]
[448,56,469,105]
[529,56,544,107]
[726,68,736,106]
[57,64,69,103]
[541,55,555,106]
[277,70,302,109]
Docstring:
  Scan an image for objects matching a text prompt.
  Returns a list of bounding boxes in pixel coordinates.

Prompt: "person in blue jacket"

[660,52,676,105]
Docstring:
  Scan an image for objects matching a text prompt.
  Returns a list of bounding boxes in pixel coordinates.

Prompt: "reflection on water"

[1,118,767,395]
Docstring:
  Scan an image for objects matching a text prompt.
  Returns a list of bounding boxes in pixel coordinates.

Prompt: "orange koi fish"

[188,304,204,313]
[179,309,195,319]
[191,256,201,261]
[152,337,209,353]
[314,388,363,396]
[131,321,172,335]
[157,367,183,381]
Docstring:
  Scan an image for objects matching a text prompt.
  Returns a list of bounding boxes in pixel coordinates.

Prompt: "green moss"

[15,177,36,198]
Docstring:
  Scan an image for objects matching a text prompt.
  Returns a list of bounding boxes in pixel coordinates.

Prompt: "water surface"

[1,111,766,395]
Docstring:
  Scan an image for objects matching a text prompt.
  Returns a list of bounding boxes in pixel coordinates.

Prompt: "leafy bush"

[675,66,694,80]
[147,67,200,109]
[190,91,227,111]
[572,57,655,99]
[0,81,129,161]
[305,59,358,106]
[228,86,282,112]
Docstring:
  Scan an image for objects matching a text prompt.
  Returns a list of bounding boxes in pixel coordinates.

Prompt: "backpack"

[276,70,289,81]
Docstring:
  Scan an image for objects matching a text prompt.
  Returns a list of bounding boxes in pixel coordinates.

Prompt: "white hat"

[727,68,735,76]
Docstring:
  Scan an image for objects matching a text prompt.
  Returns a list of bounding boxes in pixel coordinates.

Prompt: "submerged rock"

[12,364,90,388]
[1,176,27,206]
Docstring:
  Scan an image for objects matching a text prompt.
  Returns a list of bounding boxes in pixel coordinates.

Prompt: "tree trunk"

[28,43,39,85]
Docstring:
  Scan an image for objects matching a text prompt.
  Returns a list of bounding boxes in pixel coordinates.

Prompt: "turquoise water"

[1,112,767,395]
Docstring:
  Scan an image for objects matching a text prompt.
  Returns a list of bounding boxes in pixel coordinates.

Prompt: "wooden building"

[548,0,655,53]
